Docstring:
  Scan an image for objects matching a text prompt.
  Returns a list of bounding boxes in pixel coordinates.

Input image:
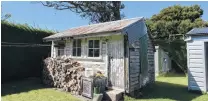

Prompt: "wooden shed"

[43,17,155,93]
[185,27,208,93]
[154,46,172,77]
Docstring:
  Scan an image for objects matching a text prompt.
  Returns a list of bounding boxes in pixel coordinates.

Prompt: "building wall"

[187,40,206,92]
[51,34,125,89]
[154,46,171,77]
[124,19,155,92]
[129,47,140,92]
[147,37,155,84]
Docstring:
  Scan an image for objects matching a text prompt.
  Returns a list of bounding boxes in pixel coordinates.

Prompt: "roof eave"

[43,30,123,42]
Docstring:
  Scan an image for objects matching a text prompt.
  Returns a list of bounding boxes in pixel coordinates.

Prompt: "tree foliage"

[146,5,208,40]
[40,1,124,23]
[1,13,11,21]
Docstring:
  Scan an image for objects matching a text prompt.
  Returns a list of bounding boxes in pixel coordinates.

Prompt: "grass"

[1,78,81,101]
[125,74,208,101]
[2,74,208,101]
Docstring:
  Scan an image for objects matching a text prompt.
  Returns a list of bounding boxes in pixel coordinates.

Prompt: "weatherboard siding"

[147,38,155,84]
[187,41,206,92]
[129,47,140,92]
[52,34,125,89]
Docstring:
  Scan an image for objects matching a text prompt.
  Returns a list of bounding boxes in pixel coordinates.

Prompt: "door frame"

[204,42,208,92]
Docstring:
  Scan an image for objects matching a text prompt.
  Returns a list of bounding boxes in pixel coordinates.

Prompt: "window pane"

[89,40,93,48]
[73,40,76,48]
[72,48,76,56]
[88,49,93,57]
[77,39,81,47]
[94,40,99,48]
[77,48,81,56]
[58,49,60,56]
[60,49,64,56]
[94,49,100,57]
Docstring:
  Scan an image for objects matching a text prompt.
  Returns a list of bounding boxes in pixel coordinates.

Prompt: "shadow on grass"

[1,77,47,96]
[127,81,202,101]
[158,72,186,77]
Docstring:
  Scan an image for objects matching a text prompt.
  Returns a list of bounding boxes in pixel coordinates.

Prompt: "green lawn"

[1,78,81,101]
[2,75,208,101]
[125,74,208,101]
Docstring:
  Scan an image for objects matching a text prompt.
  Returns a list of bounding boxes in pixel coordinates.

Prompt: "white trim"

[51,41,54,57]
[202,42,207,92]
[78,61,105,64]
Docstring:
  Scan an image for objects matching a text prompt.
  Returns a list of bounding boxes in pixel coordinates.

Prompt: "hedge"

[1,21,55,83]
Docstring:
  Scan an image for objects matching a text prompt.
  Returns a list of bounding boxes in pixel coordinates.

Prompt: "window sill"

[71,56,104,62]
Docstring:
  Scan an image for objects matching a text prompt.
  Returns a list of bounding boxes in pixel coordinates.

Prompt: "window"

[88,40,100,57]
[57,46,65,56]
[55,42,65,56]
[72,39,81,56]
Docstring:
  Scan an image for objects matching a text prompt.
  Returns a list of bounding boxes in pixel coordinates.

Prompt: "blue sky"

[2,1,208,31]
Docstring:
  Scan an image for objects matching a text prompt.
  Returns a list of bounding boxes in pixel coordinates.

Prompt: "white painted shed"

[185,27,208,93]
[43,17,155,93]
[154,46,171,77]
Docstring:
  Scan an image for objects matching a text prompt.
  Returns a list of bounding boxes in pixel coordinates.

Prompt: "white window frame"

[57,46,65,56]
[72,39,81,57]
[87,39,101,59]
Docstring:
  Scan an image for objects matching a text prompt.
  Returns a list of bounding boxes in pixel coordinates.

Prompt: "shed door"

[107,39,125,90]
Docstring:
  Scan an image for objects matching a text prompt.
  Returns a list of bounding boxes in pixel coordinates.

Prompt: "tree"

[146,5,208,40]
[1,13,11,21]
[146,5,208,73]
[1,5,11,21]
[40,1,125,23]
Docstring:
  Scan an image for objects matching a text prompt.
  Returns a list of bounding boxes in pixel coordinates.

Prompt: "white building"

[185,27,208,93]
[154,46,171,77]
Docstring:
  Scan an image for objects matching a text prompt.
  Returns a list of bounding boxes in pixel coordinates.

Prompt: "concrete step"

[103,89,124,101]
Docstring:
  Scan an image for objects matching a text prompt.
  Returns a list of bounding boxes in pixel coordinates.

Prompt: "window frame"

[87,39,101,58]
[57,46,65,56]
[72,39,82,57]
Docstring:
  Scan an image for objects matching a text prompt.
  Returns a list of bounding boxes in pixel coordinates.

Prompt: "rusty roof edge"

[43,30,123,41]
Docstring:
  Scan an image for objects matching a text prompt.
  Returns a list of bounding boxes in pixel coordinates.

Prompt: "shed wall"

[51,34,125,90]
[125,19,155,92]
[147,37,155,84]
[125,20,146,92]
[154,46,171,76]
[187,40,206,92]
[129,47,140,92]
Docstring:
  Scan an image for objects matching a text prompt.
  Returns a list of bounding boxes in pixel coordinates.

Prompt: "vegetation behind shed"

[1,21,54,83]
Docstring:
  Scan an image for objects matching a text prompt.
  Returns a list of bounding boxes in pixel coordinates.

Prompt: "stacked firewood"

[42,56,85,95]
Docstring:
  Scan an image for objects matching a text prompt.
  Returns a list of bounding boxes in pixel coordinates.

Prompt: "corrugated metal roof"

[187,27,208,35]
[44,17,144,40]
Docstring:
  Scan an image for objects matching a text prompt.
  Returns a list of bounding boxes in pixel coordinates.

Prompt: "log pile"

[42,56,85,95]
